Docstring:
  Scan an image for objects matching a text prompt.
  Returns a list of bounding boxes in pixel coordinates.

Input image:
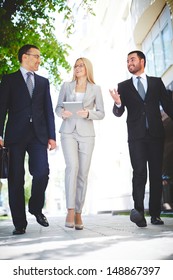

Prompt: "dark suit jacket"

[0,70,56,145]
[113,76,173,141]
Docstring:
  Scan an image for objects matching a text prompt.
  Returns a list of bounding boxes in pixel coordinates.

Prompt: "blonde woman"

[55,58,105,229]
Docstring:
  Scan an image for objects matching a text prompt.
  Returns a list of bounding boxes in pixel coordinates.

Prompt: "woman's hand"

[77,109,89,118]
[62,109,72,119]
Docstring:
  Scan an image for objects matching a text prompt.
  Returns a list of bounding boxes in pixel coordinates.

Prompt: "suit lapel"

[68,81,92,103]
[32,73,38,97]
[146,76,150,96]
[128,78,141,98]
[83,82,92,103]
[129,78,136,91]
[69,80,76,93]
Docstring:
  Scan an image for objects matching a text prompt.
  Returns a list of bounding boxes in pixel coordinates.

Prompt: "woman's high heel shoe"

[75,224,84,230]
[65,222,74,228]
[75,213,84,230]
[65,209,75,228]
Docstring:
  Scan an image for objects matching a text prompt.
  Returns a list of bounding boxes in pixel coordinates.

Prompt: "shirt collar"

[132,73,147,83]
[133,72,146,79]
[20,66,34,76]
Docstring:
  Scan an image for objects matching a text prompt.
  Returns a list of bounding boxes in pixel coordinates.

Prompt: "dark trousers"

[8,124,49,229]
[128,132,164,217]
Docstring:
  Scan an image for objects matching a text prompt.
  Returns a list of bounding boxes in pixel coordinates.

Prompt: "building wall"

[130,0,173,88]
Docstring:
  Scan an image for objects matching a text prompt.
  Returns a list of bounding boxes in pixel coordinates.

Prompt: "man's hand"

[109,89,121,105]
[0,139,4,147]
[48,139,57,150]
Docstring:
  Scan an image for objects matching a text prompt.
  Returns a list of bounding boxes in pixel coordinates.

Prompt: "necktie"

[137,76,148,127]
[26,72,34,97]
[137,76,145,100]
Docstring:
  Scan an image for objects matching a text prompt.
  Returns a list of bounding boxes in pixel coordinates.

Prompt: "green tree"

[0,0,95,84]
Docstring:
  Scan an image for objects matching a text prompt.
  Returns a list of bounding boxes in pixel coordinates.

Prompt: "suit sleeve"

[45,79,56,140]
[55,82,66,118]
[87,85,105,120]
[0,75,9,137]
[159,79,173,120]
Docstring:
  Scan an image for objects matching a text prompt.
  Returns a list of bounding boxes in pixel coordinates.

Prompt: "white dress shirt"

[132,73,148,92]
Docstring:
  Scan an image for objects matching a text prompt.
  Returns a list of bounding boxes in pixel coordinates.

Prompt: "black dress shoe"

[136,218,147,228]
[13,228,26,235]
[151,216,164,225]
[130,209,143,223]
[130,209,147,227]
[35,213,49,227]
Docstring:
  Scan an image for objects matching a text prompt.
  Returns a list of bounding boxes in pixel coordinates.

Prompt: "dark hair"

[128,50,146,67]
[18,44,39,63]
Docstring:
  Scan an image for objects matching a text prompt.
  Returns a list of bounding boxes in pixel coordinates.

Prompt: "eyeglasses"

[25,53,41,59]
[74,63,85,69]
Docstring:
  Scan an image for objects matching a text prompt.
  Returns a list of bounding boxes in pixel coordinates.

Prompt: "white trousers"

[61,131,95,213]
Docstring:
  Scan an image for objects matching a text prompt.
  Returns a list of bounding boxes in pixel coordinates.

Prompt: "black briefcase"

[0,147,9,178]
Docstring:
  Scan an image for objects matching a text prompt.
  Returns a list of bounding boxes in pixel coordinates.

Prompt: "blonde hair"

[72,57,95,84]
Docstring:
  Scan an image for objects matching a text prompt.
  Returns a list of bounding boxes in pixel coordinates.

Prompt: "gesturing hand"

[109,89,121,106]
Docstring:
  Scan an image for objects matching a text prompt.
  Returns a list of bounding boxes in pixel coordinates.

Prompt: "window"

[143,6,173,76]
[162,23,172,69]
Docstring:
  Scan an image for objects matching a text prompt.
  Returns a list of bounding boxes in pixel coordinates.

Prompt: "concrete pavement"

[0,213,173,260]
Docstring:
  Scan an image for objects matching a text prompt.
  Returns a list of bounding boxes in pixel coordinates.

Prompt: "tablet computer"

[63,101,83,118]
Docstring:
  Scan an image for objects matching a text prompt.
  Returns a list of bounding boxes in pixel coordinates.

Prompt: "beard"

[128,61,142,74]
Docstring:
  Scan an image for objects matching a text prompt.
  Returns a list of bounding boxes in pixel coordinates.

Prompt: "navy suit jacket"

[113,76,173,141]
[0,70,56,145]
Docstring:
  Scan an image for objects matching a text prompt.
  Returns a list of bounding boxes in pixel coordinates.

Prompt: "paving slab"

[0,214,173,260]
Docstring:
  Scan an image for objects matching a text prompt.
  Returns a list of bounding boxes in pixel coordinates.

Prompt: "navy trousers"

[7,124,49,229]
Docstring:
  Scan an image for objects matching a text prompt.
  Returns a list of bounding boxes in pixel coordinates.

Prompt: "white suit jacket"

[55,81,105,136]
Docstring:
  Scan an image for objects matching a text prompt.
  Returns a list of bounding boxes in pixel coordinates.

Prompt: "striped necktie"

[137,76,145,100]
[26,72,34,97]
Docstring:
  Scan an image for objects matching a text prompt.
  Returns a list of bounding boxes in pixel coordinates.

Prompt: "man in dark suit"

[0,44,57,234]
[110,50,173,227]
